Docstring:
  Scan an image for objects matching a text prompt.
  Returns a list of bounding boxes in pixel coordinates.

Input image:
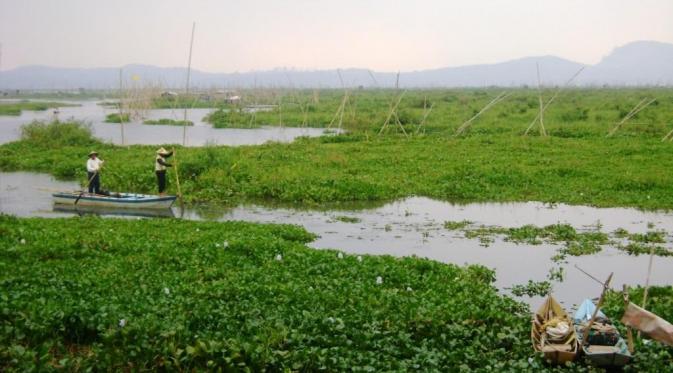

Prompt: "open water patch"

[2,171,672,307]
[0,100,332,146]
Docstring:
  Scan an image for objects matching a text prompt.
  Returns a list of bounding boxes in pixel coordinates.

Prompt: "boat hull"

[53,192,176,210]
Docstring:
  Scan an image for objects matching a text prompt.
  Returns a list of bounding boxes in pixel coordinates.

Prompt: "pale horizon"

[1,0,672,73]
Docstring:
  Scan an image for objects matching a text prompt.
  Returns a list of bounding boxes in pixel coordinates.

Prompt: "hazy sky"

[1,0,672,72]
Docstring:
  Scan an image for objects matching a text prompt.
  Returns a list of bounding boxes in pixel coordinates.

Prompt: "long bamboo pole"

[455,91,509,136]
[119,69,125,145]
[581,273,613,345]
[182,22,196,146]
[172,147,184,209]
[536,63,547,137]
[606,98,656,137]
[524,67,585,135]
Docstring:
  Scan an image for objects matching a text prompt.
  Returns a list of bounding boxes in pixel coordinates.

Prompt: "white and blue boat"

[53,191,176,210]
[574,299,631,367]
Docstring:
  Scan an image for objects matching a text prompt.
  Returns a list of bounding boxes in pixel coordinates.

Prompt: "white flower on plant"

[119,318,127,328]
[337,252,344,259]
[275,254,282,261]
[20,238,26,245]
[406,287,413,292]
[222,241,229,248]
[376,276,383,285]
[357,256,363,262]
[163,287,170,295]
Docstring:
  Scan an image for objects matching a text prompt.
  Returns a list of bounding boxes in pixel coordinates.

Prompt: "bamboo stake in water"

[642,245,656,310]
[119,69,125,145]
[182,22,196,146]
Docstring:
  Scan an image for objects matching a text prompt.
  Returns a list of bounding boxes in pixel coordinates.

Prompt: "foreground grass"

[1,216,671,371]
[0,101,77,116]
[1,120,673,209]
[0,215,532,371]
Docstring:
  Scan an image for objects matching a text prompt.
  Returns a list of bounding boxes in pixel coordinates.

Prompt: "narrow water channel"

[2,171,672,308]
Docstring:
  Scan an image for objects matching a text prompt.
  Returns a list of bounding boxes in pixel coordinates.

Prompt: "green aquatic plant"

[509,280,552,297]
[0,101,77,116]
[20,120,99,147]
[104,113,130,123]
[143,118,194,126]
[618,243,673,257]
[443,220,473,230]
[0,215,542,371]
[332,215,361,223]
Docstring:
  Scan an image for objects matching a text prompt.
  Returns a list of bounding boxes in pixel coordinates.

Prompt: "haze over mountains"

[1,41,672,90]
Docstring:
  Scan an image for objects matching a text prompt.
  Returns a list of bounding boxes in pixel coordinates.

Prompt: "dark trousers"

[156,170,167,193]
[87,172,100,194]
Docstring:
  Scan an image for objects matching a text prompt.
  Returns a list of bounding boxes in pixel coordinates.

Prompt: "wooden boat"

[53,191,176,210]
[574,299,632,367]
[532,295,580,364]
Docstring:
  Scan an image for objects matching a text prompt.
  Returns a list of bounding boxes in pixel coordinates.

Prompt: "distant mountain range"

[1,41,672,89]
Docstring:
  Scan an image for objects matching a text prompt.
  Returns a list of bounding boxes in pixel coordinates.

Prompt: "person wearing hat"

[155,147,174,196]
[86,151,104,194]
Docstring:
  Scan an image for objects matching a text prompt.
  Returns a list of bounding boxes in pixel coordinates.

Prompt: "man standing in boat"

[86,151,104,194]
[155,147,173,196]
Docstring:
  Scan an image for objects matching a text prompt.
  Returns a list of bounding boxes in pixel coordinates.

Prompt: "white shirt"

[87,157,104,173]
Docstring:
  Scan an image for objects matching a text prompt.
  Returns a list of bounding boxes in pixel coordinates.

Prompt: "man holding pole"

[155,147,173,196]
[86,151,104,194]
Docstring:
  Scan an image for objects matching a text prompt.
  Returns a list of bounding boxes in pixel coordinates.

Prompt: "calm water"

[0,100,332,146]
[2,171,672,308]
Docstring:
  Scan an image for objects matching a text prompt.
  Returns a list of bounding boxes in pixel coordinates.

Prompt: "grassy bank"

[1,120,673,209]
[0,101,78,116]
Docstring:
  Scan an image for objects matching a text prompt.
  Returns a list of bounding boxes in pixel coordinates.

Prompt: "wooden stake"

[622,284,635,354]
[182,22,196,146]
[536,62,547,137]
[642,245,656,310]
[581,272,614,345]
